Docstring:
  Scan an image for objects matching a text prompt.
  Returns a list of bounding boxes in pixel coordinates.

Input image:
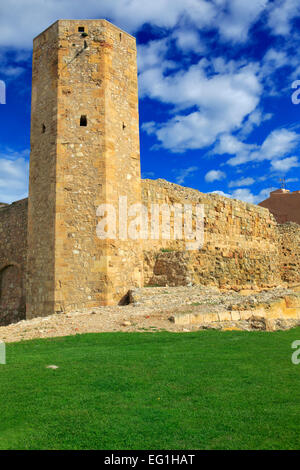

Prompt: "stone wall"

[0,182,298,326]
[142,179,281,289]
[0,199,28,325]
[278,223,300,284]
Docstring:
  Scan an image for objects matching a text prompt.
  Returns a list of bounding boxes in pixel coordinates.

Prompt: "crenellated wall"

[0,199,28,325]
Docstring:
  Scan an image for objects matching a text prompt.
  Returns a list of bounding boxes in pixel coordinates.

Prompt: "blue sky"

[0,0,300,204]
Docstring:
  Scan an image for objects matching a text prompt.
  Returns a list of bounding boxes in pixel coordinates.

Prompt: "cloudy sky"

[0,0,300,203]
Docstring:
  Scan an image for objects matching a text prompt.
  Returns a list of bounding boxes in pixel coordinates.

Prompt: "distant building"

[259,189,300,224]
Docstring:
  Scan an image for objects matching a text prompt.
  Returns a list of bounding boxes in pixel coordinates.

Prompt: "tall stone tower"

[26,20,143,318]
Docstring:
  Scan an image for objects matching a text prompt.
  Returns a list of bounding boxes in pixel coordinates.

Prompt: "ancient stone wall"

[0,199,28,325]
[142,179,281,289]
[278,223,300,284]
[0,180,298,326]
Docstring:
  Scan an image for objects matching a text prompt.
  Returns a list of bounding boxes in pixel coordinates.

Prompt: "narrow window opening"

[119,33,122,42]
[78,26,85,32]
[122,122,126,130]
[42,124,46,133]
[80,115,87,127]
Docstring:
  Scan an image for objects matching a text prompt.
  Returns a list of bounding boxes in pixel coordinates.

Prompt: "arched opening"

[0,264,25,326]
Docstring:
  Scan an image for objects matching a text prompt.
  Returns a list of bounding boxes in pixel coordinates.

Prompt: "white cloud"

[141,61,261,152]
[211,190,232,198]
[212,188,256,203]
[256,187,274,202]
[0,66,25,78]
[271,156,300,172]
[239,109,273,137]
[172,29,206,54]
[231,188,257,203]
[174,166,198,185]
[0,150,29,203]
[224,129,300,166]
[137,39,174,74]
[259,46,300,95]
[262,48,290,71]
[211,186,274,204]
[217,0,268,43]
[0,0,218,49]
[205,170,226,183]
[214,134,256,157]
[232,187,274,204]
[141,121,156,135]
[0,49,30,82]
[0,0,289,51]
[228,177,255,188]
[268,0,300,36]
[258,129,300,161]
[140,60,260,111]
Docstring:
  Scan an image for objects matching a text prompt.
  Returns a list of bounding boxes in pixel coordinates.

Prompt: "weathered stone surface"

[145,287,300,327]
[248,315,266,330]
[0,199,27,325]
[0,19,300,326]
[142,179,282,289]
[285,295,300,308]
[26,19,143,318]
[279,223,300,284]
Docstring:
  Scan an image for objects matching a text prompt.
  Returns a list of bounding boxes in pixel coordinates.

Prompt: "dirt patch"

[0,285,299,343]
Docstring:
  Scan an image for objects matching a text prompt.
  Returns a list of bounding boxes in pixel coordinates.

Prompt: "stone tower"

[26,20,143,318]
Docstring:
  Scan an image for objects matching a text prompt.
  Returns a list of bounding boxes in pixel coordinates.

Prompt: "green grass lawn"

[0,329,300,450]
